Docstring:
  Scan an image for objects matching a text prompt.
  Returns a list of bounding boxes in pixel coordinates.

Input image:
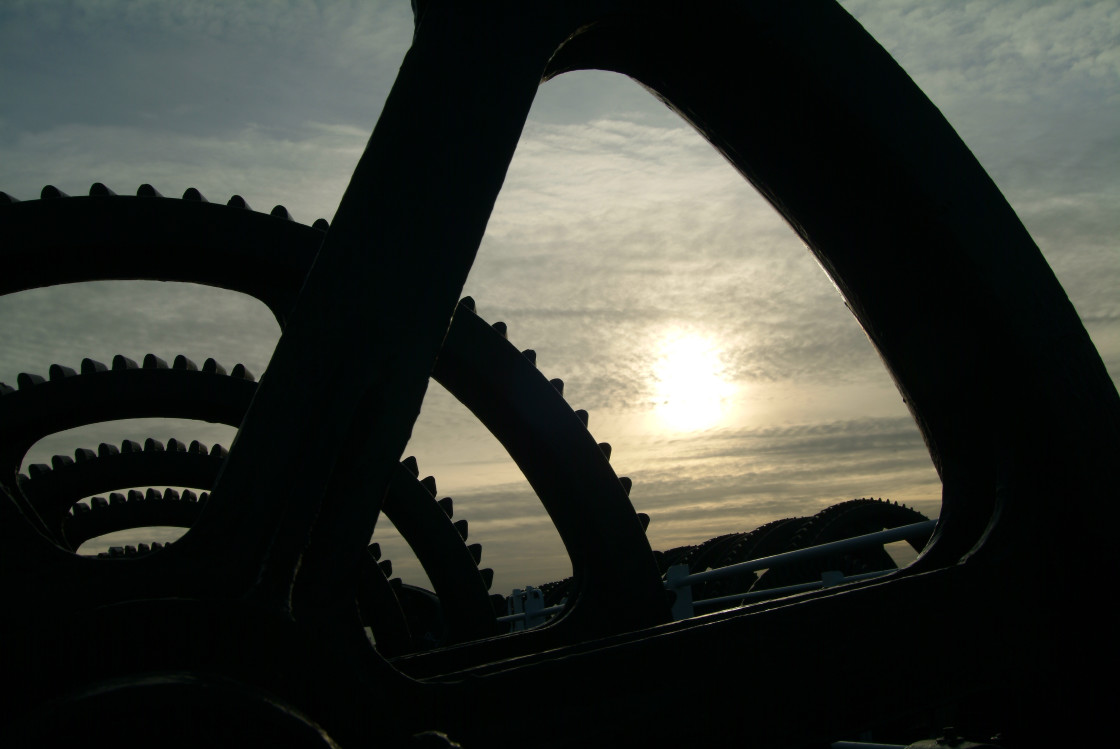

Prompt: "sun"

[652,332,736,432]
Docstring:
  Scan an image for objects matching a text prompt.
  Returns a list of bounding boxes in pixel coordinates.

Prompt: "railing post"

[524,587,545,628]
[666,564,693,620]
[508,588,525,631]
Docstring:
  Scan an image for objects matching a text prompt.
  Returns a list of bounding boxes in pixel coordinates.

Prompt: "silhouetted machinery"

[2,1,1117,746]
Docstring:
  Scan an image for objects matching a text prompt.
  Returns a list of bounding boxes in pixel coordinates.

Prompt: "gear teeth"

[182,489,198,503]
[143,354,168,370]
[420,476,437,496]
[378,559,393,578]
[479,568,494,591]
[637,513,650,532]
[367,542,382,561]
[73,501,91,514]
[0,383,13,396]
[270,205,292,221]
[51,454,73,470]
[227,195,251,210]
[89,182,115,197]
[574,409,589,427]
[137,184,163,198]
[172,355,198,371]
[230,363,255,381]
[550,378,564,395]
[151,542,165,551]
[163,488,180,501]
[437,497,453,518]
[166,438,186,452]
[137,543,151,554]
[112,355,138,370]
[467,543,482,564]
[17,373,45,389]
[312,218,329,232]
[401,456,419,476]
[521,349,536,366]
[120,439,142,454]
[210,444,228,459]
[598,442,612,460]
[127,489,143,502]
[124,545,137,555]
[458,296,476,312]
[74,447,96,463]
[144,438,164,453]
[81,358,108,374]
[91,496,108,510]
[146,488,162,501]
[199,492,210,503]
[182,187,208,202]
[0,191,18,204]
[27,463,49,479]
[188,440,208,455]
[48,364,77,380]
[619,476,632,495]
[453,519,468,540]
[202,357,226,375]
[41,185,68,199]
[109,492,125,505]
[492,321,508,338]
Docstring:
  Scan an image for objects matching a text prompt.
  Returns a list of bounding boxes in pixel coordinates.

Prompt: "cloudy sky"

[2,0,1117,594]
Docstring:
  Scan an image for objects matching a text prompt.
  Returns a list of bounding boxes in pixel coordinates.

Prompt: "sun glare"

[652,332,736,432]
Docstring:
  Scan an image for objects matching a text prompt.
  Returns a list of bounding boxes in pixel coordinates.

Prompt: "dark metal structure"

[2,1,1118,746]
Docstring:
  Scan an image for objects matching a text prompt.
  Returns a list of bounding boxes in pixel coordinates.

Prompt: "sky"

[1,0,1117,595]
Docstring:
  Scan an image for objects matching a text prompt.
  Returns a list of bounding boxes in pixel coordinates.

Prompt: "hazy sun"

[652,332,736,431]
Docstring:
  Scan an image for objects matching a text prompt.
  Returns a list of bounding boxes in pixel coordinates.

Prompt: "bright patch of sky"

[1,0,1117,593]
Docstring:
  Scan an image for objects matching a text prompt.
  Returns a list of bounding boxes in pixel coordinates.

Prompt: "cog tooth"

[91,496,108,510]
[182,187,208,202]
[188,440,208,455]
[378,559,393,578]
[492,321,508,338]
[367,542,382,561]
[74,447,96,463]
[124,545,137,556]
[227,194,250,210]
[0,383,13,395]
[109,492,125,505]
[401,456,419,476]
[619,476,633,496]
[48,364,77,381]
[89,182,115,197]
[574,409,589,427]
[120,439,142,454]
[312,218,329,232]
[453,519,468,540]
[27,464,50,479]
[163,488,180,501]
[112,355,138,370]
[467,543,482,564]
[389,577,403,590]
[127,489,143,503]
[202,357,226,375]
[51,454,74,470]
[437,497,453,518]
[16,372,45,389]
[230,363,255,381]
[41,185,68,199]
[420,476,437,496]
[637,513,650,532]
[521,349,536,366]
[73,501,91,514]
[182,489,198,503]
[458,296,476,312]
[0,191,19,204]
[145,488,161,501]
[598,442,612,461]
[106,546,123,557]
[142,354,168,370]
[136,184,163,198]
[137,543,151,554]
[144,438,164,452]
[151,542,165,551]
[166,438,186,452]
[210,444,228,459]
[199,492,210,503]
[550,378,564,395]
[270,205,292,221]
[172,355,198,371]
[81,358,108,374]
[479,568,494,591]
